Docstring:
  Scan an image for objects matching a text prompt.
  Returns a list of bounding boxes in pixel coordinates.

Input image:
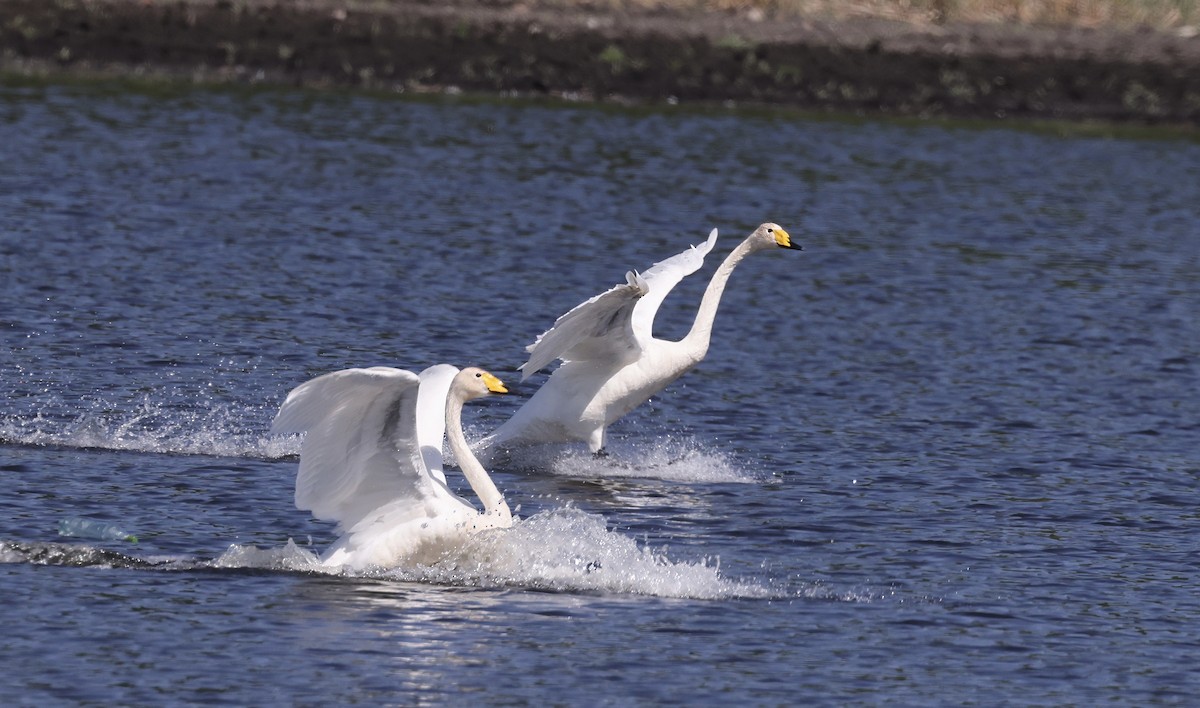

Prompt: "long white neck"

[445,392,511,520]
[683,236,756,355]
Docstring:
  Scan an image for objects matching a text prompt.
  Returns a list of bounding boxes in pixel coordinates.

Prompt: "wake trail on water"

[0,508,832,600]
[481,433,760,484]
[0,396,296,460]
[0,540,194,570]
[2,399,757,488]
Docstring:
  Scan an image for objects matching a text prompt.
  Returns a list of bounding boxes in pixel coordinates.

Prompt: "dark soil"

[2,0,1199,124]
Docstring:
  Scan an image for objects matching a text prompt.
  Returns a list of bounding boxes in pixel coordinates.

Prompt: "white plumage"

[272,364,512,570]
[485,222,800,455]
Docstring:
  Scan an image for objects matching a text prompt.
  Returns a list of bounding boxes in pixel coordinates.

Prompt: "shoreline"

[2,0,1198,124]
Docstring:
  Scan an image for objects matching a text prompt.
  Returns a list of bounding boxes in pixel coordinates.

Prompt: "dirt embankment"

[2,0,1198,124]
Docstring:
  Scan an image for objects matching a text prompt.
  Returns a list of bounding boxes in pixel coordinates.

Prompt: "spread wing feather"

[519,272,648,380]
[518,229,719,380]
[630,228,718,340]
[271,367,442,531]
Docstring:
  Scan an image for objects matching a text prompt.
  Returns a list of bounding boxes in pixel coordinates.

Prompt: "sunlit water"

[1,81,1198,704]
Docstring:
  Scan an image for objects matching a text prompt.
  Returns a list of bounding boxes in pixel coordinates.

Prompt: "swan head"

[749,222,800,252]
[455,367,509,402]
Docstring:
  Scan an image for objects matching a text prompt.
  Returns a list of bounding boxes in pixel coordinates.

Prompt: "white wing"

[415,364,459,484]
[519,271,647,380]
[630,227,718,340]
[519,228,719,381]
[271,367,444,531]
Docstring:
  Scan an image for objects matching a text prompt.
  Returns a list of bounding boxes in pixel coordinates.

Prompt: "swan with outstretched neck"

[272,364,512,570]
[484,222,800,455]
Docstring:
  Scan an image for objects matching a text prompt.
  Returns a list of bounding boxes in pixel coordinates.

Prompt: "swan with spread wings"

[484,222,800,455]
[272,364,511,570]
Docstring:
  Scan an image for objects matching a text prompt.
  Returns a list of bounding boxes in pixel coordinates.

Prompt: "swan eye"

[767,227,774,233]
[475,372,482,378]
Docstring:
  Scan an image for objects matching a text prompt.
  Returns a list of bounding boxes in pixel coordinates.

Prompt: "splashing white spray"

[215,508,771,600]
[0,395,294,459]
[496,436,757,483]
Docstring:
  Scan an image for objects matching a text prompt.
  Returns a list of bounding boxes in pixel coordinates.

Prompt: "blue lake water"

[1,80,1199,704]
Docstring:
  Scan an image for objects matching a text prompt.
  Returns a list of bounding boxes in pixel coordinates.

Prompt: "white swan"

[271,364,512,570]
[486,222,799,455]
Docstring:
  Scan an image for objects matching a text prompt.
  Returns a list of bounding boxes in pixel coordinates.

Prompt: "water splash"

[214,508,770,599]
[2,393,751,484]
[0,396,295,459]
[212,538,324,572]
[0,531,881,602]
[389,508,768,598]
[508,436,758,483]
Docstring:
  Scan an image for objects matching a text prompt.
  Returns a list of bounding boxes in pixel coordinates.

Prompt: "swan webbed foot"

[589,448,638,471]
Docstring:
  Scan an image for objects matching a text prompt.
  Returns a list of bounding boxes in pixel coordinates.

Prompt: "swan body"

[272,364,512,570]
[487,222,799,454]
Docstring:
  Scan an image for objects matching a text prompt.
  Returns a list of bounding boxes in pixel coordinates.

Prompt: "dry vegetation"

[532,0,1200,29]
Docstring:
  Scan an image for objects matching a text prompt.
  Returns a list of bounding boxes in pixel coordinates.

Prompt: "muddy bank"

[2,0,1198,123]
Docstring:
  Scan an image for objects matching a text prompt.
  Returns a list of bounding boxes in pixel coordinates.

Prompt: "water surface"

[1,82,1198,704]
